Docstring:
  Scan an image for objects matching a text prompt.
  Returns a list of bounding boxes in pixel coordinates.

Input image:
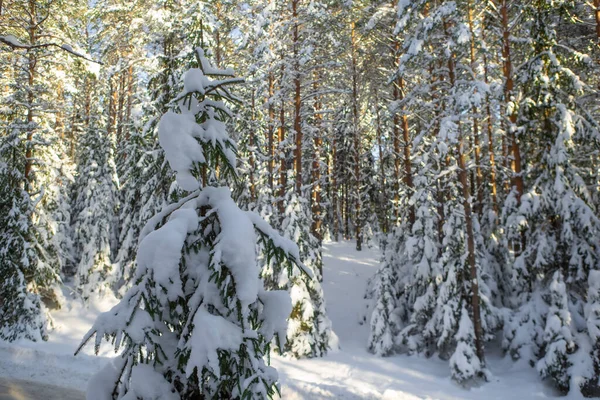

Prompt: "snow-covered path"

[0,240,574,399]
[0,377,83,400]
[274,241,565,400]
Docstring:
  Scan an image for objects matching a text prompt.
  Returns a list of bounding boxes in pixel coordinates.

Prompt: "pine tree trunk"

[292,0,302,195]
[467,0,483,215]
[595,0,600,43]
[344,181,350,240]
[24,0,37,188]
[392,38,402,224]
[267,73,275,192]
[249,88,257,203]
[499,0,525,255]
[332,136,339,241]
[107,77,117,136]
[391,6,415,227]
[215,1,222,68]
[457,124,486,365]
[399,77,415,228]
[445,16,485,365]
[595,0,600,92]
[311,76,323,242]
[55,78,65,139]
[499,0,524,202]
[116,71,126,139]
[351,22,363,251]
[482,26,498,214]
[374,89,388,234]
[125,65,134,141]
[278,77,286,216]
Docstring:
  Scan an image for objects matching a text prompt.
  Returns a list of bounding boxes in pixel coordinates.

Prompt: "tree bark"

[351,22,363,251]
[24,0,37,188]
[595,0,600,42]
[499,0,524,202]
[374,89,388,234]
[249,88,257,203]
[482,24,498,214]
[332,135,339,241]
[399,77,415,228]
[292,0,302,194]
[278,65,287,217]
[311,75,323,241]
[467,0,484,215]
[267,73,275,192]
[445,16,485,365]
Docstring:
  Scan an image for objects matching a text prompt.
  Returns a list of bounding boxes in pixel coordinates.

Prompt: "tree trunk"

[292,0,302,194]
[499,0,524,202]
[595,0,600,43]
[392,41,402,224]
[24,0,37,188]
[374,89,388,234]
[399,77,415,228]
[467,0,483,215]
[124,65,134,141]
[332,135,339,241]
[482,25,498,214]
[311,75,323,242]
[278,65,287,217]
[249,88,257,203]
[344,181,350,240]
[351,22,363,251]
[116,71,126,140]
[499,0,525,255]
[267,73,275,192]
[215,1,222,68]
[445,16,485,365]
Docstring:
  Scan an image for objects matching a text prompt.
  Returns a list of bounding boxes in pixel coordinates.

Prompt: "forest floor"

[0,240,577,399]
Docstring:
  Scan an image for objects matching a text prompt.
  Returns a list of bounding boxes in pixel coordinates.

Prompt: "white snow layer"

[0,241,574,399]
[158,111,205,191]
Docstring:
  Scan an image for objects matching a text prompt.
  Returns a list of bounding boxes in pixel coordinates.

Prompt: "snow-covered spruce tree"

[0,130,53,341]
[114,11,183,290]
[77,49,305,399]
[536,271,575,393]
[395,157,441,357]
[367,244,401,356]
[501,0,600,394]
[0,0,79,339]
[586,270,600,395]
[72,109,118,300]
[277,191,338,358]
[113,126,148,290]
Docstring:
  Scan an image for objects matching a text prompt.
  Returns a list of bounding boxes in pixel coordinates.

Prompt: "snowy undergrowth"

[0,241,575,399]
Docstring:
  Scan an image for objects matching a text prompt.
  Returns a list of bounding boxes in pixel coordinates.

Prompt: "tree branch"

[0,35,103,65]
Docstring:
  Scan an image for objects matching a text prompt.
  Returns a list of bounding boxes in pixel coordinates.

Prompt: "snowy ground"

[0,240,576,399]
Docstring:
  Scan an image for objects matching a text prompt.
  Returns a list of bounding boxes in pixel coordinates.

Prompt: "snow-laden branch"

[0,35,103,65]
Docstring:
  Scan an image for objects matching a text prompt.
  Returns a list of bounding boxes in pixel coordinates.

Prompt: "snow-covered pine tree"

[72,103,118,300]
[77,48,305,399]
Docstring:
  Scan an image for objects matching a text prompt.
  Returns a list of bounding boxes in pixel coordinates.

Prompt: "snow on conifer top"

[158,48,240,192]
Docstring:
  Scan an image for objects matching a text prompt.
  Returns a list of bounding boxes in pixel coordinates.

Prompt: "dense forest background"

[1,0,600,397]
